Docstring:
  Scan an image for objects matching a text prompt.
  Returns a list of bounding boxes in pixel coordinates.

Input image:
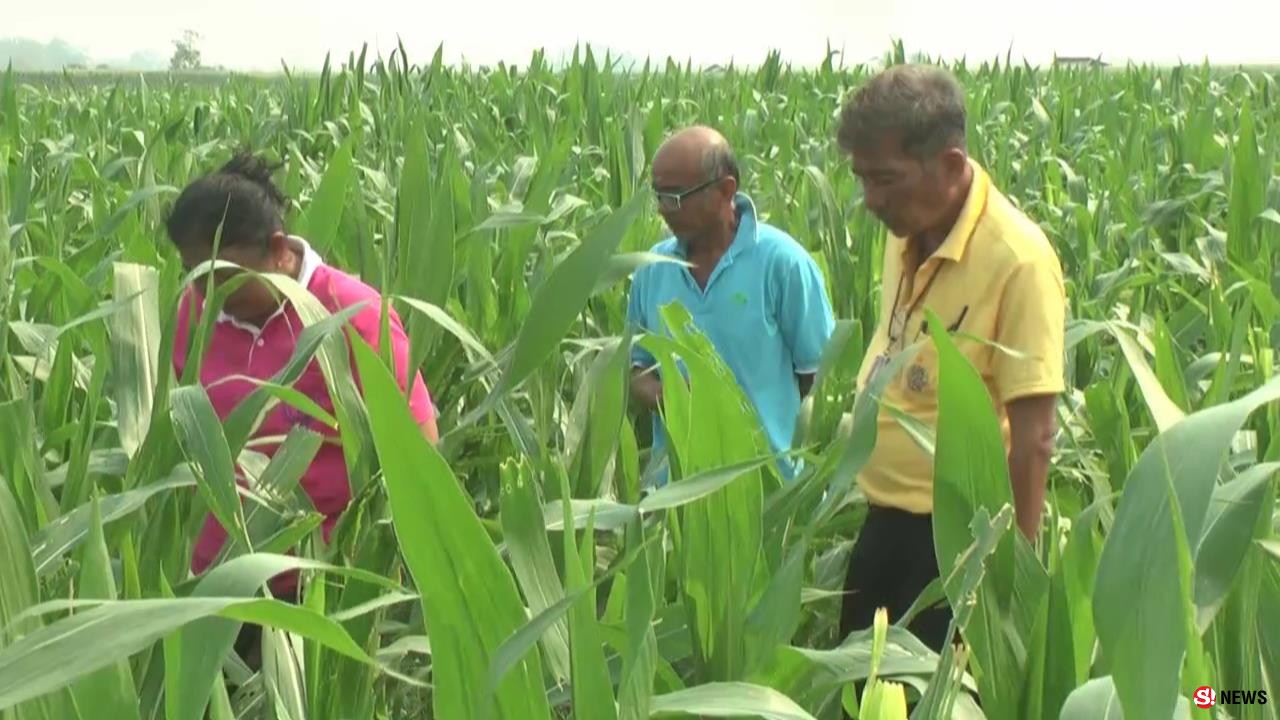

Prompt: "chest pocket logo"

[906,363,930,393]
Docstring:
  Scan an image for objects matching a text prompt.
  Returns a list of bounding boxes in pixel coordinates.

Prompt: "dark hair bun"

[219,150,286,207]
[165,149,288,253]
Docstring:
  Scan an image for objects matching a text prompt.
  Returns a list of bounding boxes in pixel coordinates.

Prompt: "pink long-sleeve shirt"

[172,236,435,591]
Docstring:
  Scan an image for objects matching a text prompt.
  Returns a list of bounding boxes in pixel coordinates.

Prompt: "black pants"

[839,504,953,654]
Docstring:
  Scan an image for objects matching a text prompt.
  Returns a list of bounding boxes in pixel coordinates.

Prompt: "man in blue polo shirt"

[627,126,836,482]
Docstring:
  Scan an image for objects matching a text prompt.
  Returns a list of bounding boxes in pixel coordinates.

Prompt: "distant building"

[1053,55,1108,67]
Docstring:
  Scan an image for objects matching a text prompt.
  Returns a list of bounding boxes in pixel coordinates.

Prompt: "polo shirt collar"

[898,158,991,265]
[216,234,323,330]
[673,192,760,259]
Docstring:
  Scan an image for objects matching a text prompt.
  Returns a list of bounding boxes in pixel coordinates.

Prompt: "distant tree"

[170,30,202,71]
[0,37,89,70]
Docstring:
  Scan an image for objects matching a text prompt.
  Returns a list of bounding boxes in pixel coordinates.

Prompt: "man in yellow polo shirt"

[834,64,1066,653]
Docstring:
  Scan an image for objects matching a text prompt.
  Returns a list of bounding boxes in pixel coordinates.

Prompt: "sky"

[7,0,1280,71]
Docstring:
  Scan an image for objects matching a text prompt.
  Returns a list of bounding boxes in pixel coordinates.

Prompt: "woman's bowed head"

[167,151,303,326]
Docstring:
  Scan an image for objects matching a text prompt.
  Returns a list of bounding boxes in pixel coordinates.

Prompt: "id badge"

[865,352,890,386]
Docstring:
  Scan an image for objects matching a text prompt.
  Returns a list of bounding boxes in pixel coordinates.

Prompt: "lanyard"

[886,261,946,352]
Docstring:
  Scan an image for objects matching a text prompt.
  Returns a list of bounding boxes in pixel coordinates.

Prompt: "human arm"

[630,366,663,413]
[419,412,440,444]
[352,298,440,444]
[796,372,816,398]
[775,250,836,392]
[1006,394,1056,539]
[626,269,663,413]
[394,327,439,445]
[993,255,1067,541]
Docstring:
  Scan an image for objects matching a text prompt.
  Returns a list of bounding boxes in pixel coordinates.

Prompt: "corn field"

[0,42,1278,720]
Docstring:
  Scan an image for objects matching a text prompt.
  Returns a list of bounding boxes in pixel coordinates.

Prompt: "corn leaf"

[352,334,551,720]
[0,587,381,712]
[466,190,646,423]
[32,473,194,576]
[0,476,78,720]
[110,263,162,457]
[498,457,572,683]
[170,384,250,551]
[926,309,1021,719]
[649,683,816,719]
[297,135,355,254]
[1193,462,1280,628]
[618,516,662,720]
[559,479,617,720]
[1095,374,1280,719]
[69,496,140,720]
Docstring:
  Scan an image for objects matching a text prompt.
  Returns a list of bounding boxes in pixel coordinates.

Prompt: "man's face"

[850,133,956,239]
[651,149,733,243]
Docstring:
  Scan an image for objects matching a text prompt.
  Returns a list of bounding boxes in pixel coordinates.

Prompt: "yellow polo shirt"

[855,159,1066,514]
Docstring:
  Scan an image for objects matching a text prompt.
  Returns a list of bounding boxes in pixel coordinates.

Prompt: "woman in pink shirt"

[167,152,438,603]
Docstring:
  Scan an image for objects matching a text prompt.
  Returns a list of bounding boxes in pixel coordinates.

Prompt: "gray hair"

[836,64,967,159]
[702,142,740,183]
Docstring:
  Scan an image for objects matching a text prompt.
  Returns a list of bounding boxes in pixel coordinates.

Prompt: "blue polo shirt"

[626,193,835,481]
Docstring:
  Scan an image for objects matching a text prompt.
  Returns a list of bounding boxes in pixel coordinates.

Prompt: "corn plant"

[0,43,1278,720]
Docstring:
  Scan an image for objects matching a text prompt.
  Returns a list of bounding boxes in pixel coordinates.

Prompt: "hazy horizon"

[7,0,1280,72]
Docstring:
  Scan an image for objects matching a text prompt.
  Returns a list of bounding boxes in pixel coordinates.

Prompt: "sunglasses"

[652,176,724,211]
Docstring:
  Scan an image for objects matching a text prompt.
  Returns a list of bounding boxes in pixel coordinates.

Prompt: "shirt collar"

[896,158,991,265]
[216,234,324,329]
[673,192,760,259]
[292,234,323,287]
